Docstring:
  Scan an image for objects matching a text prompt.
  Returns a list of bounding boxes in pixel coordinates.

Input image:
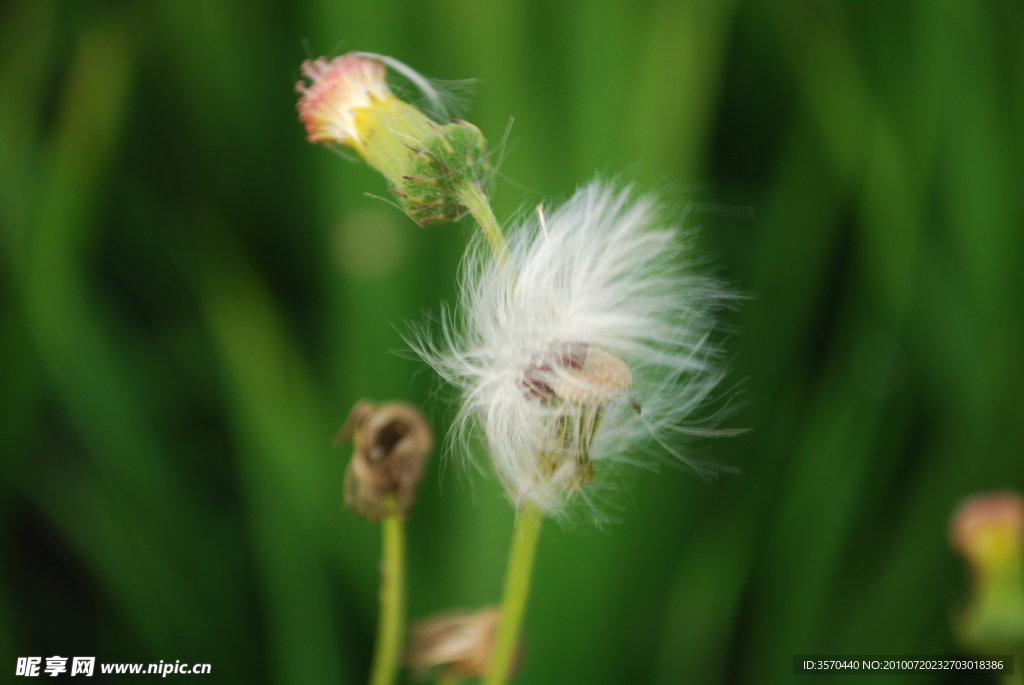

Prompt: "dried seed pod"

[335,400,433,520]
[407,607,522,682]
[518,342,633,493]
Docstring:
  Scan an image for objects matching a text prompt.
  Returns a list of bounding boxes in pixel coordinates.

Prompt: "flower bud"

[407,607,522,682]
[296,53,491,226]
[335,400,433,520]
[950,491,1024,652]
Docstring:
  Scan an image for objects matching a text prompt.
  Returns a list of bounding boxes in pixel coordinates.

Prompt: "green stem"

[1002,650,1022,685]
[369,510,406,685]
[435,670,463,685]
[458,182,508,261]
[484,501,544,685]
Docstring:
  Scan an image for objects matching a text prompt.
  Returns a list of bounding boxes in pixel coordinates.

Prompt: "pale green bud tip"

[296,53,492,226]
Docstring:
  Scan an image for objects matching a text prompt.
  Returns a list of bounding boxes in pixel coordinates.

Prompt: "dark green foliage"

[1,1,1022,684]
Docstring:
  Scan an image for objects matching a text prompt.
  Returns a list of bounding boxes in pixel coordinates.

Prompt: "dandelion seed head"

[414,181,734,521]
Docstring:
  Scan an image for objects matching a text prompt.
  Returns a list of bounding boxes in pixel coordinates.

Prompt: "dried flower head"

[950,491,1024,652]
[336,400,434,519]
[407,607,521,681]
[414,182,734,521]
[296,52,490,226]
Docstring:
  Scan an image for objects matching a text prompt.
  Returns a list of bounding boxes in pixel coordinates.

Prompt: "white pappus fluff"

[416,181,734,521]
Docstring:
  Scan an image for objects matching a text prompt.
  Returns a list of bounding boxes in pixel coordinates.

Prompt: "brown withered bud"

[335,400,433,520]
[407,607,523,682]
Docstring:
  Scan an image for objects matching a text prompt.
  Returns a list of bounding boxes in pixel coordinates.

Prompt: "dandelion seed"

[414,181,734,520]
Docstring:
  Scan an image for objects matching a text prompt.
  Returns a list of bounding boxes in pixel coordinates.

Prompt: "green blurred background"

[2,0,1023,683]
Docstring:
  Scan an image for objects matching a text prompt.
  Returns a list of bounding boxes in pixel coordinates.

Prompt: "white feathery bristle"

[414,181,733,522]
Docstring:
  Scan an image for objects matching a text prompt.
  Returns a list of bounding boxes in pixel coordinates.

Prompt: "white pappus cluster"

[416,182,734,521]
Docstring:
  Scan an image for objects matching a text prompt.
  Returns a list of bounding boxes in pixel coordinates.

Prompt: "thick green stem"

[458,182,508,261]
[484,501,544,685]
[458,164,536,685]
[369,511,406,685]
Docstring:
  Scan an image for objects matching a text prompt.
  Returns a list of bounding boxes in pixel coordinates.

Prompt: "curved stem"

[369,511,406,685]
[458,182,508,262]
[484,501,544,685]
